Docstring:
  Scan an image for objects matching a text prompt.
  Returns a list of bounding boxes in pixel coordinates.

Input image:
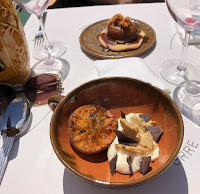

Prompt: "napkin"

[95,57,170,94]
[175,23,200,44]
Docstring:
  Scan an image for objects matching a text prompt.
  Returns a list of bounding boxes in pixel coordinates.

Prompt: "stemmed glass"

[161,0,200,84]
[14,0,68,77]
[161,0,200,125]
[15,0,67,60]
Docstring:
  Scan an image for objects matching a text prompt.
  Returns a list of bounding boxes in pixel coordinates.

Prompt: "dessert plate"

[50,77,184,187]
[79,19,156,59]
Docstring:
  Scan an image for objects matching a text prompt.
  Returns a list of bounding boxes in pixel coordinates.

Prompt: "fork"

[0,99,31,185]
[0,114,16,185]
[33,12,47,48]
[12,1,24,12]
[0,135,15,185]
[0,111,14,185]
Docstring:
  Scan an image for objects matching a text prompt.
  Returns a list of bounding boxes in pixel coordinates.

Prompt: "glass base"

[173,81,200,126]
[160,59,200,85]
[33,41,67,60]
[31,58,70,81]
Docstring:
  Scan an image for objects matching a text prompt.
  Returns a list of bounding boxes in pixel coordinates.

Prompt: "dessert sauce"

[99,32,144,51]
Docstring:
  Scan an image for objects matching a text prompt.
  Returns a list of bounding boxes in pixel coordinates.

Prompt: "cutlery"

[0,97,30,184]
[34,11,47,47]
[12,1,24,13]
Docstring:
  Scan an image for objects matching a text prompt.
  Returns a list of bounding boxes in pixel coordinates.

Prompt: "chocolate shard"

[146,126,164,142]
[114,129,138,144]
[140,156,151,175]
[120,143,136,146]
[127,156,133,176]
[121,110,126,119]
[109,155,118,176]
[139,114,151,122]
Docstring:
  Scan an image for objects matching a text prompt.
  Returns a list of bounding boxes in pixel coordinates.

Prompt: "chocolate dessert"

[99,14,145,52]
[106,14,139,43]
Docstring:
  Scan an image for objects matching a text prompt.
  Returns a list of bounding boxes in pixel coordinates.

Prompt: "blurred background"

[11,0,164,26]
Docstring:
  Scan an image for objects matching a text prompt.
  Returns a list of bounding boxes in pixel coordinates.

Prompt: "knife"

[0,97,26,184]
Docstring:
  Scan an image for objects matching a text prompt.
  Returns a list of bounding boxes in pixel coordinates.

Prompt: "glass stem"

[177,30,191,73]
[37,13,54,58]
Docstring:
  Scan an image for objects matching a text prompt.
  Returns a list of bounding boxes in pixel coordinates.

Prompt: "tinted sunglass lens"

[24,74,60,105]
[0,84,16,111]
[0,84,15,98]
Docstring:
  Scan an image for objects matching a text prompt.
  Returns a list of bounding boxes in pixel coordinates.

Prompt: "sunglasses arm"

[48,95,65,111]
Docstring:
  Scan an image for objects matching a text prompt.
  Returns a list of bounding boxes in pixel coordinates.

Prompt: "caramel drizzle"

[99,32,144,49]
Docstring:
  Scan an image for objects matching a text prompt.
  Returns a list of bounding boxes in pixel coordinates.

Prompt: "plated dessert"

[50,77,184,187]
[79,15,156,59]
[68,105,117,154]
[68,105,164,176]
[108,111,163,176]
[99,14,145,52]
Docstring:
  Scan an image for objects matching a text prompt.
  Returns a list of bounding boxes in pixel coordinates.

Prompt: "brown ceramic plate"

[79,19,156,59]
[50,77,184,187]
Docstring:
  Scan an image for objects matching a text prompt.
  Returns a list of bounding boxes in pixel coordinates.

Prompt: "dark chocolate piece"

[127,156,133,175]
[121,110,126,119]
[120,142,136,146]
[114,129,138,143]
[140,156,151,175]
[139,114,151,122]
[109,155,118,176]
[147,126,164,142]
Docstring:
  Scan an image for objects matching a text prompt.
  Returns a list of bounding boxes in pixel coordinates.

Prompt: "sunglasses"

[0,74,62,107]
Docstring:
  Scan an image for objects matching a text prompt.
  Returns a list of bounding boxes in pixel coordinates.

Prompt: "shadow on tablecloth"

[63,160,188,194]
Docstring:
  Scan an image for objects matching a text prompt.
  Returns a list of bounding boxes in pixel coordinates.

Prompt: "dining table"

[1,2,200,194]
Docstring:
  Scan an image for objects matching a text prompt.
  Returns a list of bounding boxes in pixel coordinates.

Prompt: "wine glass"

[160,0,200,85]
[14,0,67,60]
[161,0,200,126]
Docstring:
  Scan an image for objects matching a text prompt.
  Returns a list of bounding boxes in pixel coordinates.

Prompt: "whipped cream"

[107,113,159,174]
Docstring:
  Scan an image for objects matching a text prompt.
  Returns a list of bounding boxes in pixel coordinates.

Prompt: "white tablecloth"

[1,3,200,194]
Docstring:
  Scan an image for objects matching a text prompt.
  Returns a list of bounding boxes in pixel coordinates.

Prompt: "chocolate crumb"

[147,126,164,142]
[127,156,133,176]
[139,114,151,122]
[109,155,118,176]
[121,110,126,119]
[114,129,138,143]
[140,156,151,175]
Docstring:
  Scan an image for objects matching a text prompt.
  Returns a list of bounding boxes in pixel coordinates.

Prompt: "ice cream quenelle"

[107,111,164,176]
[99,14,145,52]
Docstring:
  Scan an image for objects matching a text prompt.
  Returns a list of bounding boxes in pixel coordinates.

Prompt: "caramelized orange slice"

[68,105,117,154]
